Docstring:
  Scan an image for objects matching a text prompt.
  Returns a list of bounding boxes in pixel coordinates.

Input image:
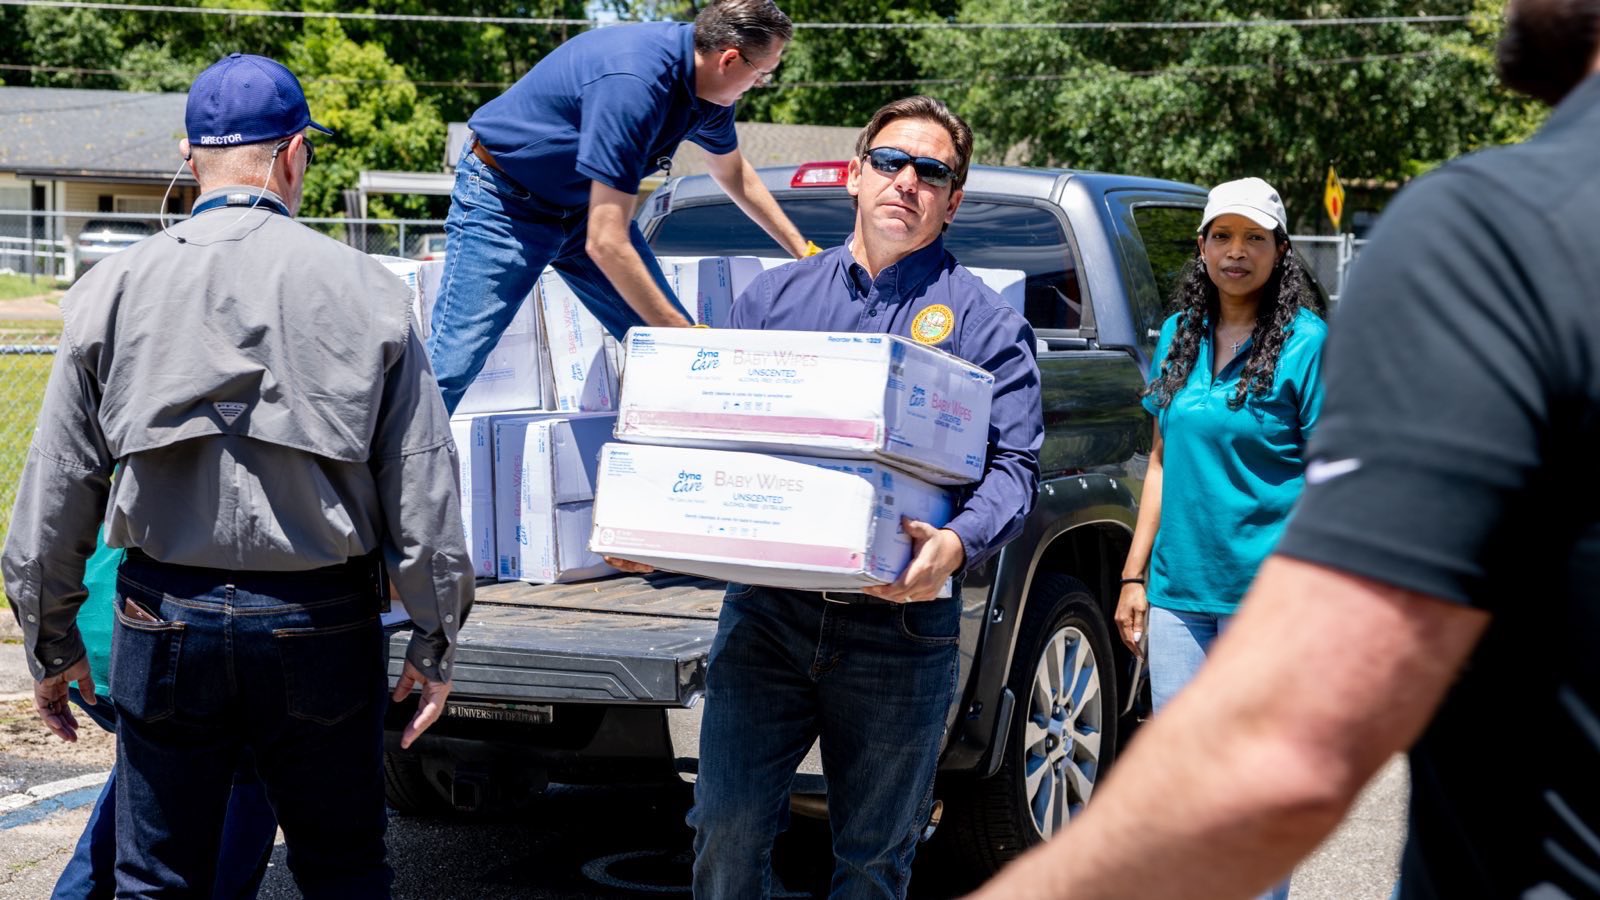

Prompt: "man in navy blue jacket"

[428,0,811,413]
[681,95,1042,899]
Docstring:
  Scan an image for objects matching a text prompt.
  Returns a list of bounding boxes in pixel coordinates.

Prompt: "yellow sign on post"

[1324,165,1346,231]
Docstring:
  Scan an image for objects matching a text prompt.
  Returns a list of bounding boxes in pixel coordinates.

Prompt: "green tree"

[21,7,123,88]
[286,18,445,217]
[916,0,1542,230]
[741,0,955,127]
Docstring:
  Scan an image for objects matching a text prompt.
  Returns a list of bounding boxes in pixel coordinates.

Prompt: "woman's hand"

[1114,582,1149,657]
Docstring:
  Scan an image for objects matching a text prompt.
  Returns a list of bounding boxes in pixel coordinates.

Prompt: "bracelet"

[1119,576,1145,585]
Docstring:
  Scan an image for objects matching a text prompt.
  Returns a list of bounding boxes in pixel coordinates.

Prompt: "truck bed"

[386,573,725,707]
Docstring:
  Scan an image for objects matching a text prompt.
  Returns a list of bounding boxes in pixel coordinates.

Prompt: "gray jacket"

[2,187,473,683]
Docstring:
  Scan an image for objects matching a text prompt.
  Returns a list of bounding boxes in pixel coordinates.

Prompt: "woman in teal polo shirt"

[1116,177,1326,827]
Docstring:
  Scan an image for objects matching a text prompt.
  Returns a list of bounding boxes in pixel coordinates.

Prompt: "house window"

[114,196,163,214]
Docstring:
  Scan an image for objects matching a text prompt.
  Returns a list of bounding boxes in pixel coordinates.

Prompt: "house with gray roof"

[0,86,197,213]
[0,86,197,277]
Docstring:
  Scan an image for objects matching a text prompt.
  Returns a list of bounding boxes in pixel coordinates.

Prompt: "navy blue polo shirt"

[731,240,1044,571]
[468,22,739,208]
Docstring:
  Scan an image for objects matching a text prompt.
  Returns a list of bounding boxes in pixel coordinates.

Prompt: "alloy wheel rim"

[1024,624,1103,840]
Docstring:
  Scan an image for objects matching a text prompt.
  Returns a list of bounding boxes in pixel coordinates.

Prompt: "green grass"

[0,347,57,606]
[0,273,66,302]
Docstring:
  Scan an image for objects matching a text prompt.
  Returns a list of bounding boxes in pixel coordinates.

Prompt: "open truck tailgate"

[386,573,724,706]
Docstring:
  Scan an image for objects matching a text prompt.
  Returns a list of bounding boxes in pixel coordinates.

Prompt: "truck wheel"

[935,574,1119,881]
[383,749,452,816]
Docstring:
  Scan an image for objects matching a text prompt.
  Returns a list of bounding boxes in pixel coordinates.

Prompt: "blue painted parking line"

[0,772,109,830]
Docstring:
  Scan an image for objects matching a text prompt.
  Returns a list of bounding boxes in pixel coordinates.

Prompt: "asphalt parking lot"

[1,638,1406,898]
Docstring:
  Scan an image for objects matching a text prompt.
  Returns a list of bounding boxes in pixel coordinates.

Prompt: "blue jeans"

[426,144,687,413]
[1146,606,1291,900]
[689,586,961,900]
[52,693,275,900]
[110,551,391,899]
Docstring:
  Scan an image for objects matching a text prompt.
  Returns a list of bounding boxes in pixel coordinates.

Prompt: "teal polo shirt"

[1142,307,1326,614]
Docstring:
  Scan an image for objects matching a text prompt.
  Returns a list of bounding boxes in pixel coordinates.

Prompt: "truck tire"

[383,749,452,816]
[933,574,1120,883]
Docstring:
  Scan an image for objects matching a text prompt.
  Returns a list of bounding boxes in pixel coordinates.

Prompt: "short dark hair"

[1496,0,1600,104]
[854,96,974,191]
[693,0,793,57]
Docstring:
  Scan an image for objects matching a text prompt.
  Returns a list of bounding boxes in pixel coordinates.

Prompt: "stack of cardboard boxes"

[375,253,788,585]
[589,328,995,593]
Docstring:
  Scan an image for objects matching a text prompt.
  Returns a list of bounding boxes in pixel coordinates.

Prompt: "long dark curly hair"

[1145,228,1325,411]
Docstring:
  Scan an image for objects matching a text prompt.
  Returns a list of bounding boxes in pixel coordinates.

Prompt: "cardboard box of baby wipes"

[537,269,617,412]
[449,409,548,579]
[494,413,618,584]
[450,416,496,579]
[589,443,953,592]
[437,286,552,415]
[657,256,790,327]
[615,329,994,485]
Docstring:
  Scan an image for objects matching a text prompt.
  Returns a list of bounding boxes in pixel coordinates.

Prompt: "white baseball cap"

[1199,177,1288,235]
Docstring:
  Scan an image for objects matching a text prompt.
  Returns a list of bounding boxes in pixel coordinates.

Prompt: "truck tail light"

[791,161,850,188]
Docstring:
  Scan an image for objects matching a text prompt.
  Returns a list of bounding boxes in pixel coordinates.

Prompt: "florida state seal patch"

[910,304,955,346]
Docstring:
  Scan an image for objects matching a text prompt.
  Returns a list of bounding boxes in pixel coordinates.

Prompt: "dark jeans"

[688,585,961,900]
[110,551,391,899]
[52,692,276,900]
[425,143,688,413]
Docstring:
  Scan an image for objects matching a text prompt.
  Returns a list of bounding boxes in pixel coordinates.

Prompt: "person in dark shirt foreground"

[969,2,1600,898]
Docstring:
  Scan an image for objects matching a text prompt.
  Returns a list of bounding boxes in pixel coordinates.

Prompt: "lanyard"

[189,192,291,218]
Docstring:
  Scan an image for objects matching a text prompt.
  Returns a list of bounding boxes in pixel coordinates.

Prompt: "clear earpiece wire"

[157,160,190,242]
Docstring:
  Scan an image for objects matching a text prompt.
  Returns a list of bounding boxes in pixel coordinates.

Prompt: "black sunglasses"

[864,146,954,188]
[274,135,315,167]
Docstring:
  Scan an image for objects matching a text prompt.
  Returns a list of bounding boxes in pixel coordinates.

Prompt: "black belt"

[817,590,894,605]
[122,546,380,588]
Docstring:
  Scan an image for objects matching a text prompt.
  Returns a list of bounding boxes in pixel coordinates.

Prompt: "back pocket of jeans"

[110,592,185,722]
[273,616,383,725]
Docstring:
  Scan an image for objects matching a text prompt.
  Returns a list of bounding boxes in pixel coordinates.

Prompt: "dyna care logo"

[690,349,720,372]
[673,470,704,493]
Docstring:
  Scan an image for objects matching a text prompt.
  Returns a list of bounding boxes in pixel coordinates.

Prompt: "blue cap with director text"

[185,53,334,148]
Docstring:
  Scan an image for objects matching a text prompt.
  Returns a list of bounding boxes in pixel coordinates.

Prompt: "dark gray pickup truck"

[382,162,1209,881]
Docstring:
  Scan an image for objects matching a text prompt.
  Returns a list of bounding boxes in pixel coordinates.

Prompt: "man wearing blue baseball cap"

[4,52,474,898]
[426,0,817,414]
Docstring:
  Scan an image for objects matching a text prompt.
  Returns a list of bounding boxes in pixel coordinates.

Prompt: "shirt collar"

[191,185,290,213]
[841,235,949,302]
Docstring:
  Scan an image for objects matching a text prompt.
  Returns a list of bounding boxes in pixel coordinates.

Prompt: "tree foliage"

[3,0,586,216]
[910,0,1545,230]
[2,0,1549,224]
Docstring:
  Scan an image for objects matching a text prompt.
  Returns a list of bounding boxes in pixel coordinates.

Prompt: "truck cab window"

[648,197,1083,334]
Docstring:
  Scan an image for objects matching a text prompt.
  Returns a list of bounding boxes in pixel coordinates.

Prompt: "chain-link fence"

[0,338,59,579]
[1289,234,1368,306]
[0,209,448,282]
